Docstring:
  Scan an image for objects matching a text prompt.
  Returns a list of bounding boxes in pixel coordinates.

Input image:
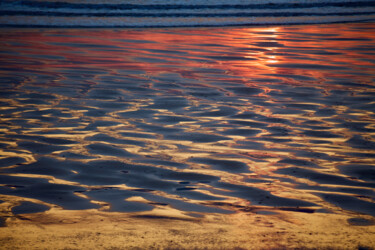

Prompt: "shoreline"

[1,207,375,249]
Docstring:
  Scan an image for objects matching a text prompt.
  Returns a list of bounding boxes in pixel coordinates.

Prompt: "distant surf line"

[3,0,375,10]
[0,0,374,28]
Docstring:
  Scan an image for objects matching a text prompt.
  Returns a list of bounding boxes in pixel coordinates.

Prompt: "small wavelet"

[0,0,374,27]
[0,21,375,219]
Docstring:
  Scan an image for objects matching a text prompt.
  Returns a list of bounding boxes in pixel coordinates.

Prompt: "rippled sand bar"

[0,22,375,249]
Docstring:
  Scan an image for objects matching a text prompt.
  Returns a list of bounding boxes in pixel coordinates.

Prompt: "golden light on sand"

[0,22,375,249]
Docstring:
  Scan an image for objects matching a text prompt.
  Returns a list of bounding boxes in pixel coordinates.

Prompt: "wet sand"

[1,208,375,249]
[0,22,375,249]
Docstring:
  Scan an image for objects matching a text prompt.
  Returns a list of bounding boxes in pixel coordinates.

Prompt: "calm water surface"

[0,22,375,217]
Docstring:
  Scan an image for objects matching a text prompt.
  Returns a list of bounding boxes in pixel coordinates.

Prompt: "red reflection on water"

[1,23,375,89]
[1,22,375,218]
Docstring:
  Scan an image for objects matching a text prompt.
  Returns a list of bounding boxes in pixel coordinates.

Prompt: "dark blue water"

[0,0,374,27]
[0,21,374,218]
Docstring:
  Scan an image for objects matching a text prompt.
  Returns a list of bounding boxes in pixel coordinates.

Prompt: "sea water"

[0,0,374,27]
[0,1,375,219]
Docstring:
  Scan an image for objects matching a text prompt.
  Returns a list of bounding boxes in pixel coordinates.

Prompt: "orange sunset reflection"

[0,22,375,249]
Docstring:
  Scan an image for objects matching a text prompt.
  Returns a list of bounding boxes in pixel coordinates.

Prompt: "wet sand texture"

[0,22,375,248]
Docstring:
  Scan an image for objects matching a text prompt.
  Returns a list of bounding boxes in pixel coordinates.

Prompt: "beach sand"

[0,22,375,249]
[1,206,375,249]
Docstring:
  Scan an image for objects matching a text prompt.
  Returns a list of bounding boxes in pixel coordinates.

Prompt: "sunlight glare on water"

[0,22,375,218]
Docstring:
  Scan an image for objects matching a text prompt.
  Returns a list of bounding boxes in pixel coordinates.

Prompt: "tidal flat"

[0,22,375,249]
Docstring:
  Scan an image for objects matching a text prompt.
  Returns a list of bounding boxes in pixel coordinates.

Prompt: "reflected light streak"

[0,22,375,221]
